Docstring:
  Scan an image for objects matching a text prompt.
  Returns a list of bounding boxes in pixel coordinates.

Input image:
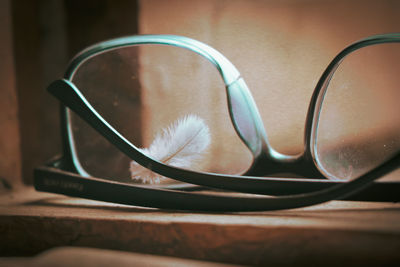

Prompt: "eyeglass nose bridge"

[226,77,325,178]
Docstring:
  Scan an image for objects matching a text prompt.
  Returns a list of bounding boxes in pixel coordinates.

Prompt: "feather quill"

[130,114,211,184]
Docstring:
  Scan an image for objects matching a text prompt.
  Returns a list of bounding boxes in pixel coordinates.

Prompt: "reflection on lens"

[314,43,400,180]
[70,45,253,183]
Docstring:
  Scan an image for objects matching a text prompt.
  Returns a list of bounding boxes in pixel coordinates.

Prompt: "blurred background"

[1,0,399,187]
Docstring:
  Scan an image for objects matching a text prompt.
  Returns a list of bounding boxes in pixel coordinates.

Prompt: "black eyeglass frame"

[34,33,400,211]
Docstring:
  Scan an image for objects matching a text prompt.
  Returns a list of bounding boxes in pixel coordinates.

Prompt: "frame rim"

[58,33,400,183]
[306,33,400,177]
[33,33,400,211]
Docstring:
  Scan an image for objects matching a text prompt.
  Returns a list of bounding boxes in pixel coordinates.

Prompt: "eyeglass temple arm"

[46,79,399,208]
[34,153,398,211]
[49,79,294,188]
[34,155,400,212]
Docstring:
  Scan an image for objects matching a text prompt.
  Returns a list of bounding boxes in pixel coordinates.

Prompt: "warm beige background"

[1,0,399,185]
[139,0,400,156]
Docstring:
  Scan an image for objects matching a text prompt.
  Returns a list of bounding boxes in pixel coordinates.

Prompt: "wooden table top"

[1,186,400,266]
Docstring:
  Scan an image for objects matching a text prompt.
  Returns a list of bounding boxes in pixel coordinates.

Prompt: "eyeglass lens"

[70,45,253,184]
[314,43,400,180]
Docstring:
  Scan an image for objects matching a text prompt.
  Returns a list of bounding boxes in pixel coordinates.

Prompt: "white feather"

[130,114,211,184]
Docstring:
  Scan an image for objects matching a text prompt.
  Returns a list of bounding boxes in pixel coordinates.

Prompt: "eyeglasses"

[34,33,400,211]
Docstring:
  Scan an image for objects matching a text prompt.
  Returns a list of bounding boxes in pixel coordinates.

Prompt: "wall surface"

[7,0,139,184]
[0,0,22,189]
[1,0,399,185]
[140,0,400,156]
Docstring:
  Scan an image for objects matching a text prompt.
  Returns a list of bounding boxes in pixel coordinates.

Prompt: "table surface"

[1,186,400,266]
